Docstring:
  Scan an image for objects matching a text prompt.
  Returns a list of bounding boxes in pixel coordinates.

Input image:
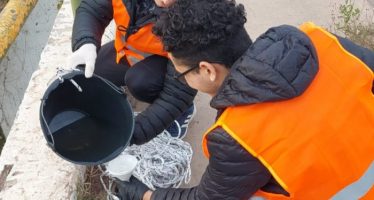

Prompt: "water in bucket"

[50,109,122,163]
[40,70,134,165]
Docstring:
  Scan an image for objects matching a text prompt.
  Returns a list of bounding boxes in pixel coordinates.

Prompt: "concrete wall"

[0,0,62,136]
[0,0,86,199]
[0,0,117,198]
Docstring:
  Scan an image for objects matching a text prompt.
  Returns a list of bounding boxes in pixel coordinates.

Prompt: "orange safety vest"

[202,22,374,200]
[112,0,168,65]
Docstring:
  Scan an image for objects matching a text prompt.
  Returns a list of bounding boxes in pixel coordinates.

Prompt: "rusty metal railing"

[0,0,38,59]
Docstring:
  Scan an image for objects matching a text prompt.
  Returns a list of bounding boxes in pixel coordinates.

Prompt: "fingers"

[67,53,84,70]
[66,43,97,77]
[83,44,97,78]
[84,55,96,78]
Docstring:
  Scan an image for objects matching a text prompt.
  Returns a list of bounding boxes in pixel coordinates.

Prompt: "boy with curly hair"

[115,0,374,199]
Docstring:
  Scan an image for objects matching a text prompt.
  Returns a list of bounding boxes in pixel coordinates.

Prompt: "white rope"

[125,130,193,190]
[100,118,193,197]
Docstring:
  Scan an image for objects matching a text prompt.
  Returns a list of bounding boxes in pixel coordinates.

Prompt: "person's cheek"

[154,0,164,7]
[164,0,176,7]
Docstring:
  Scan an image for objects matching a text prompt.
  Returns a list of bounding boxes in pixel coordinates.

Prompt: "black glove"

[114,176,150,200]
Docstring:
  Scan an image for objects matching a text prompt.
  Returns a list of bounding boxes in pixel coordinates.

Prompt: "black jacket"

[151,25,374,199]
[72,0,197,145]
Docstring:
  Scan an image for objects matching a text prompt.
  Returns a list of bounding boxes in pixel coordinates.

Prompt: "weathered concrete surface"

[244,0,371,38]
[0,0,62,136]
[0,0,85,199]
[369,0,374,6]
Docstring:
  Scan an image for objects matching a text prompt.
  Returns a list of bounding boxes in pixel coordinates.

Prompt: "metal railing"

[0,0,38,59]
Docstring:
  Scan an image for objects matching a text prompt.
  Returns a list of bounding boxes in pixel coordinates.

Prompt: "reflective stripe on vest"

[112,0,168,65]
[202,22,374,199]
[250,197,266,200]
[332,162,374,200]
[122,44,153,65]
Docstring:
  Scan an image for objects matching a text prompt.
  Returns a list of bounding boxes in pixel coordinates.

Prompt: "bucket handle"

[40,68,126,150]
[40,104,55,149]
[95,74,126,95]
[71,67,125,95]
[57,67,126,95]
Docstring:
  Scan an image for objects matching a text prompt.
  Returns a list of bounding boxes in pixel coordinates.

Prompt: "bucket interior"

[42,75,133,164]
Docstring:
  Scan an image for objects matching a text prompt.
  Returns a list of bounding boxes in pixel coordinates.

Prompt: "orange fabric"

[361,186,374,200]
[112,0,168,64]
[202,22,374,199]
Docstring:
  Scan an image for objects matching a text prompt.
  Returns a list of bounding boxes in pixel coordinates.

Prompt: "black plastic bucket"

[40,69,134,165]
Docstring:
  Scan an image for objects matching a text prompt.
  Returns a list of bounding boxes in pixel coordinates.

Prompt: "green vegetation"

[331,0,374,50]
[57,0,64,10]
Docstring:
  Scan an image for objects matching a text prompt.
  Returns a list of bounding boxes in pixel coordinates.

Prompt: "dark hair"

[153,0,252,68]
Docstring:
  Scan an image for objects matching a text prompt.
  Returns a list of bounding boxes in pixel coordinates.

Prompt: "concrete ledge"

[0,0,39,59]
[0,0,62,136]
[0,68,84,200]
[0,0,85,199]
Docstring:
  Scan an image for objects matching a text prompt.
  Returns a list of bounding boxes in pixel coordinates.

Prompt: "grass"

[331,0,374,51]
[57,0,64,10]
[76,166,108,200]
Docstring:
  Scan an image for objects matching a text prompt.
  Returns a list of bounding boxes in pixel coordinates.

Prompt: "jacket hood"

[211,25,319,109]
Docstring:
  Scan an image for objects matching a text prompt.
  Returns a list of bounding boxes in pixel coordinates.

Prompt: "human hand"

[68,43,97,78]
[114,176,151,200]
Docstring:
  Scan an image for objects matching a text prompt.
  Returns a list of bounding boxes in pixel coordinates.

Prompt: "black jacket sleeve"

[336,35,374,71]
[131,63,197,145]
[71,0,113,51]
[150,127,272,200]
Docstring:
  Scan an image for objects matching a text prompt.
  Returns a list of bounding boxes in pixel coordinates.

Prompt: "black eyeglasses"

[173,65,199,83]
[173,61,226,84]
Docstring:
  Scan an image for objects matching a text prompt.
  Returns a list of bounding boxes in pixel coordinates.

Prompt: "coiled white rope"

[100,118,193,198]
[125,130,193,190]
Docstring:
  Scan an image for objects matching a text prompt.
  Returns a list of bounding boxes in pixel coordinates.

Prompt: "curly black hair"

[153,0,252,68]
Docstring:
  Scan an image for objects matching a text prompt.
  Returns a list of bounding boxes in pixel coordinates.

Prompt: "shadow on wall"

[0,0,9,12]
[0,128,4,154]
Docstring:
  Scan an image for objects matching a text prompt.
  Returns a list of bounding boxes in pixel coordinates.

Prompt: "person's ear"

[199,61,217,82]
